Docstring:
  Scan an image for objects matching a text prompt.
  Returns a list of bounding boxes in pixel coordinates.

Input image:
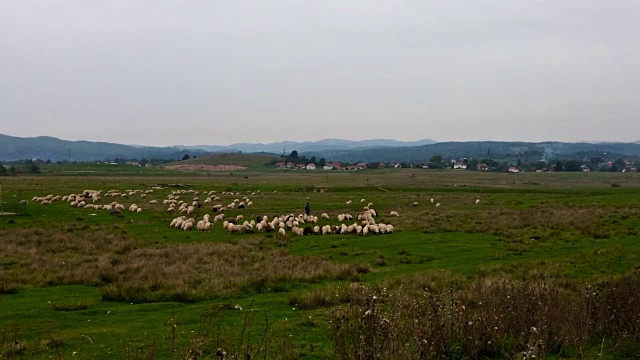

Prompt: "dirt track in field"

[164,164,247,172]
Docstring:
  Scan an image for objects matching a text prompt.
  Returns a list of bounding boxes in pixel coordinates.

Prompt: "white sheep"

[389,211,400,217]
[321,213,330,220]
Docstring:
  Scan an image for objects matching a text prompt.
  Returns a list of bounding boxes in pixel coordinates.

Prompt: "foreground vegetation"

[0,166,639,359]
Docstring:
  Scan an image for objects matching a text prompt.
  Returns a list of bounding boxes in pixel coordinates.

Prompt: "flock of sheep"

[27,185,482,240]
[27,187,409,238]
[164,191,397,237]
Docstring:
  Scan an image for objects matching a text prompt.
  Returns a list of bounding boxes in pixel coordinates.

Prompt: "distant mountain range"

[177,138,437,154]
[2,133,640,163]
[0,134,208,162]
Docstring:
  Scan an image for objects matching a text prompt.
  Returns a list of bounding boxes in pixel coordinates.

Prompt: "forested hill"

[0,134,207,162]
[3,133,640,164]
[302,141,640,163]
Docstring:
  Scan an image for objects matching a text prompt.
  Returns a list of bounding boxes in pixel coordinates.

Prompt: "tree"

[0,165,6,176]
[8,165,16,175]
[318,157,327,167]
[554,160,563,172]
[429,155,443,168]
[288,150,299,162]
[590,156,603,165]
[564,160,582,172]
[28,164,41,174]
[182,154,190,161]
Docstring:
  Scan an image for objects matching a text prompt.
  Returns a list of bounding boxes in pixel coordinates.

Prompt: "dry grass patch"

[0,225,368,302]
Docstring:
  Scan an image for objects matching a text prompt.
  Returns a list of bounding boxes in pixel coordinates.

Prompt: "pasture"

[1,166,639,359]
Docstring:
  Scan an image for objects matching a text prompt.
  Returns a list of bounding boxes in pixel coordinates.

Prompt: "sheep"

[149,200,158,204]
[475,199,480,205]
[360,198,366,203]
[436,203,441,207]
[136,207,142,213]
[19,200,27,205]
[278,228,286,236]
[362,226,369,236]
[413,201,418,206]
[389,211,400,217]
[182,221,194,231]
[346,200,352,205]
[321,213,330,220]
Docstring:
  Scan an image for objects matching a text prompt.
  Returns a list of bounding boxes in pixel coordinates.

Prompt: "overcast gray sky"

[1,1,639,146]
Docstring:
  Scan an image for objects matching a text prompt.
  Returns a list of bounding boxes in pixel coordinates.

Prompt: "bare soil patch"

[164,164,246,172]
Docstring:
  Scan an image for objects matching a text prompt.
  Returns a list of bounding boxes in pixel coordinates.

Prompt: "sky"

[1,0,639,146]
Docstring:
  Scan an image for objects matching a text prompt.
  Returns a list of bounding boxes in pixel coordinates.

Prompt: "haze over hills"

[2,133,640,164]
[177,138,437,154]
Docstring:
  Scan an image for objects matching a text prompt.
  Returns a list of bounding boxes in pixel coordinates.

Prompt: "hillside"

[303,141,640,163]
[180,138,436,153]
[0,133,207,162]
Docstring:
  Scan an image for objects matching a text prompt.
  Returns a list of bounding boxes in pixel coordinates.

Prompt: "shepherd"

[305,202,311,216]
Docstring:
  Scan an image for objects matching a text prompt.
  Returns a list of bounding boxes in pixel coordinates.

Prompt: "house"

[508,166,520,173]
[377,163,385,169]
[476,163,490,171]
[306,163,316,170]
[453,163,467,170]
[274,162,285,168]
[581,165,591,172]
[355,163,367,170]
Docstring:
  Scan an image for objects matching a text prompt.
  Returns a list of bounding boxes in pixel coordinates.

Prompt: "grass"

[170,152,279,167]
[1,168,640,358]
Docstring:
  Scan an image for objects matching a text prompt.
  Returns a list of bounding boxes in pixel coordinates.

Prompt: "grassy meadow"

[1,165,639,359]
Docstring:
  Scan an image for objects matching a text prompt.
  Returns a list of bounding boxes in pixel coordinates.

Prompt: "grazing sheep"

[149,200,158,204]
[389,211,400,217]
[475,199,480,205]
[430,198,434,204]
[346,200,352,205]
[136,207,142,213]
[278,228,286,236]
[321,213,330,220]
[436,203,441,207]
[360,199,366,203]
[413,201,419,206]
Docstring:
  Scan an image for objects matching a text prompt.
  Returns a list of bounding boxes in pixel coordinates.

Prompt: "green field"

[1,166,639,359]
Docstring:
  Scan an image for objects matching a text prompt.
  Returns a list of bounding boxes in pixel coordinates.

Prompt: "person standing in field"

[305,202,311,216]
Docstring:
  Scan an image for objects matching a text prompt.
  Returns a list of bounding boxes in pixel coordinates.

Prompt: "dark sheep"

[227,217,237,224]
[303,226,313,236]
[238,204,245,209]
